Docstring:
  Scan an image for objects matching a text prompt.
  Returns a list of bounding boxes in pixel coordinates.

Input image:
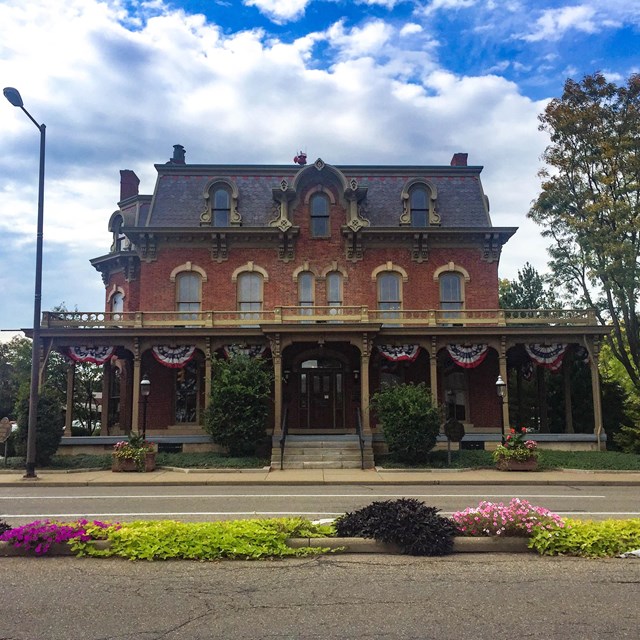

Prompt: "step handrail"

[279,406,289,471]
[356,407,365,470]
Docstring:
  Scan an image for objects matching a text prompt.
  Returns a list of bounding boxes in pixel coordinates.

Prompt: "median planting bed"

[2,498,639,560]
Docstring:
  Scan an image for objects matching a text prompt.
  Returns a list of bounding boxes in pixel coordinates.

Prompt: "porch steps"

[272,435,375,470]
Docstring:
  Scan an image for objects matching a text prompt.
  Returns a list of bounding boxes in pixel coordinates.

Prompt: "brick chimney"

[119,170,140,201]
[168,144,186,165]
[450,153,468,167]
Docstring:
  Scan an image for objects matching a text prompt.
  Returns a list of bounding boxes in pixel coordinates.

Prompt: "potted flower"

[112,432,156,472]
[492,427,539,471]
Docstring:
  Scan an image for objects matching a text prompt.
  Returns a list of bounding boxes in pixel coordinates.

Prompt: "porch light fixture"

[140,374,151,440]
[353,369,360,381]
[282,369,291,384]
[4,87,46,479]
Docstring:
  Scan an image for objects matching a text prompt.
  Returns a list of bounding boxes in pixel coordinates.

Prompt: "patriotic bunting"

[152,345,196,368]
[446,344,488,369]
[377,345,421,362]
[223,344,267,359]
[67,346,115,365]
[525,343,567,371]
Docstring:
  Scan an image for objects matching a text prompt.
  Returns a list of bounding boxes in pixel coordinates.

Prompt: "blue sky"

[1,0,639,331]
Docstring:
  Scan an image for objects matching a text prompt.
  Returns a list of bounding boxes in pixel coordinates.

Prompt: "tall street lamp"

[496,375,506,444]
[4,87,46,479]
[140,375,151,440]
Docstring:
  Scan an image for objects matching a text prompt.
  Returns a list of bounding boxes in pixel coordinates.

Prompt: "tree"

[529,72,640,395]
[499,262,557,309]
[204,355,273,456]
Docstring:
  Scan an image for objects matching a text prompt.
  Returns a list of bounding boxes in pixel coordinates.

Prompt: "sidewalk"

[1,466,639,486]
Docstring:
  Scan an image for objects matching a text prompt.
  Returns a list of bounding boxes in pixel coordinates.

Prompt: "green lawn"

[2,449,638,471]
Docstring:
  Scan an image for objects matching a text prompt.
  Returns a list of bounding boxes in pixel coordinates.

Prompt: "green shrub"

[334,498,457,556]
[204,355,273,457]
[72,518,333,560]
[15,385,64,466]
[529,518,640,557]
[371,383,440,463]
[613,426,640,454]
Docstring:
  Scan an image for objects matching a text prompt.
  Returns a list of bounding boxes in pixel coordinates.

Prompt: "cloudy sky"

[1,0,639,330]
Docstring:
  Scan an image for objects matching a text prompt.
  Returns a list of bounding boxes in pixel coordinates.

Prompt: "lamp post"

[140,374,151,440]
[496,375,506,443]
[4,87,46,479]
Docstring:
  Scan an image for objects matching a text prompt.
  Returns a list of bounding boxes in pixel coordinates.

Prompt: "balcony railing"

[41,307,597,329]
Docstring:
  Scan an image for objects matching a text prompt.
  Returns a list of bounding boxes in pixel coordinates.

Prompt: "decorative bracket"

[482,233,502,263]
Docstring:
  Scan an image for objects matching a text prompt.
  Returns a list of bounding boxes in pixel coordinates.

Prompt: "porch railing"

[355,407,365,471]
[41,307,597,329]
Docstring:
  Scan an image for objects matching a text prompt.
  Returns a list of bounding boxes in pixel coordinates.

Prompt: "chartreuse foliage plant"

[334,498,457,556]
[72,518,334,560]
[529,518,640,558]
[614,426,640,454]
[452,499,565,537]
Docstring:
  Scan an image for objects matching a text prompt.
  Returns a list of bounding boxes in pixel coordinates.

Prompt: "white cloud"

[1,0,554,327]
[357,0,402,8]
[400,22,423,36]
[243,0,311,23]
[420,0,478,16]
[522,5,602,42]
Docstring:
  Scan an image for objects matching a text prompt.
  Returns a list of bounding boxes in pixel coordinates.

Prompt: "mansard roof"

[143,159,493,229]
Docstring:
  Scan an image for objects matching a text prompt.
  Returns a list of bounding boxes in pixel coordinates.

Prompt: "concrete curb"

[285,536,532,554]
[1,537,531,557]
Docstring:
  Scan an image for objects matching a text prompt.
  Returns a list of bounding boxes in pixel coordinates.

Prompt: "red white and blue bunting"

[525,343,567,372]
[447,344,488,369]
[223,344,267,359]
[67,345,115,365]
[377,345,421,362]
[152,345,196,369]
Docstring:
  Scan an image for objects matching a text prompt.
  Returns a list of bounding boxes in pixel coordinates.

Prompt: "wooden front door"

[299,358,345,430]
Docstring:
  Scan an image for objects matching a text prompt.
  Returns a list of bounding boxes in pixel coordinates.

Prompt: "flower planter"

[111,452,156,472]
[495,458,538,472]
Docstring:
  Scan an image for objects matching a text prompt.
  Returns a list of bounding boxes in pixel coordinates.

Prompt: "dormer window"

[410,187,428,227]
[212,187,230,227]
[310,193,330,237]
[201,179,240,226]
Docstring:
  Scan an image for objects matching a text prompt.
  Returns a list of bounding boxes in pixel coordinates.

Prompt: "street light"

[4,87,46,479]
[140,374,151,440]
[496,375,506,443]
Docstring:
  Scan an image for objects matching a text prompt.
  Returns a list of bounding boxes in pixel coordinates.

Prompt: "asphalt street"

[1,554,639,639]
[1,484,639,523]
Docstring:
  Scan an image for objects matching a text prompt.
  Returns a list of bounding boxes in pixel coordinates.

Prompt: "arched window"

[237,272,263,317]
[326,272,343,307]
[212,187,231,227]
[298,271,314,317]
[377,272,402,323]
[410,187,428,227]
[111,292,124,320]
[439,272,463,318]
[310,193,330,237]
[176,272,201,319]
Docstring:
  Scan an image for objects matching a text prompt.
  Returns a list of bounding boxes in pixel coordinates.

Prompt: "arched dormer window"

[400,179,439,226]
[310,192,330,237]
[410,187,428,227]
[212,187,230,227]
[201,179,240,226]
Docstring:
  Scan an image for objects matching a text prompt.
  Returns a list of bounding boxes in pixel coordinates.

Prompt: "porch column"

[360,333,372,435]
[204,338,212,410]
[101,362,111,435]
[131,340,141,433]
[586,338,604,450]
[429,337,438,406]
[270,334,283,436]
[64,361,75,436]
[563,350,574,433]
[499,338,509,438]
